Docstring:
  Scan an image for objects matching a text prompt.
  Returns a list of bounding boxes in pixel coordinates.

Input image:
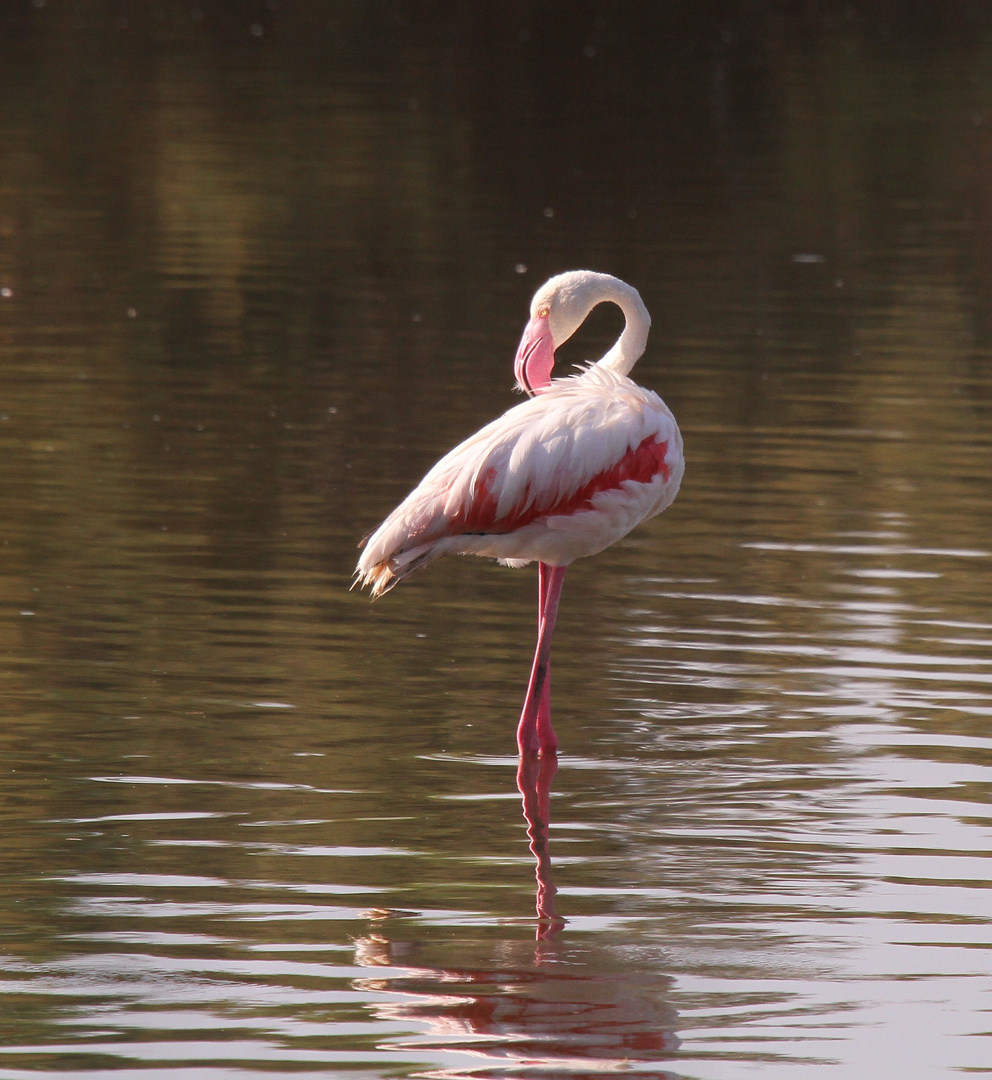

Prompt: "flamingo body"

[358,365,681,594]
[356,270,683,755]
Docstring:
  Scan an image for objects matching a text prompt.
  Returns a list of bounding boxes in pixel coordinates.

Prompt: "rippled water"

[1,4,991,1078]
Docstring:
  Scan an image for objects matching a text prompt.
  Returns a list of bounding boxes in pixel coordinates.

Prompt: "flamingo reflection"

[516,750,565,940]
[349,757,679,1074]
[353,911,680,1075]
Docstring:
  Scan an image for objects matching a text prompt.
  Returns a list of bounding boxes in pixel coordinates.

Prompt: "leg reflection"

[516,751,566,940]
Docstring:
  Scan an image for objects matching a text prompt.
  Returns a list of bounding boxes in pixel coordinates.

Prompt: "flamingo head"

[513,311,553,396]
[513,271,621,396]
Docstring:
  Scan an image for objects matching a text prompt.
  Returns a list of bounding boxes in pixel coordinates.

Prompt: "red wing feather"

[449,436,670,536]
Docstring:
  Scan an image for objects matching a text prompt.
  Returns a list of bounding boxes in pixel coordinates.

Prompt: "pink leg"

[517,563,567,757]
[536,563,554,744]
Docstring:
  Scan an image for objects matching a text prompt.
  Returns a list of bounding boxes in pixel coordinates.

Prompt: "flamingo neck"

[593,280,651,377]
[526,271,652,384]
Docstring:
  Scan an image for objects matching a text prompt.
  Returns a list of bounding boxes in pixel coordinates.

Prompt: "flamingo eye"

[538,307,550,318]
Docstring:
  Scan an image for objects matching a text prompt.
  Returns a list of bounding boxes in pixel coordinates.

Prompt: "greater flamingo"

[355,271,684,756]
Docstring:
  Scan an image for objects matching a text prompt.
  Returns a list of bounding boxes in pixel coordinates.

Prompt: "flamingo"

[355,270,684,756]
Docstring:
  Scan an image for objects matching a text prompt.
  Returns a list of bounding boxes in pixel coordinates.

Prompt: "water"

[0,3,991,1077]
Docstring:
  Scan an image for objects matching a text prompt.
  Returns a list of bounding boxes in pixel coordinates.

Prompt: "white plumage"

[358,365,681,589]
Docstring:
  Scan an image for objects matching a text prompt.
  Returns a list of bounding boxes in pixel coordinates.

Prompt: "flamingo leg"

[537,562,554,729]
[517,563,567,757]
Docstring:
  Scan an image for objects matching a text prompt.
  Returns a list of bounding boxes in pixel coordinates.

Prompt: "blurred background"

[0,2,991,1078]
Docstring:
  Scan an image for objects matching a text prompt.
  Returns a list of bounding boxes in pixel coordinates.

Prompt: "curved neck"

[593,281,651,377]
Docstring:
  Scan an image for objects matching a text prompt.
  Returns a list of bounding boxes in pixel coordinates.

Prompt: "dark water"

[1,3,991,1078]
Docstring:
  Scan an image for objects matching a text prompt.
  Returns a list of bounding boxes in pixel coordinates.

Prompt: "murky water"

[1,4,991,1078]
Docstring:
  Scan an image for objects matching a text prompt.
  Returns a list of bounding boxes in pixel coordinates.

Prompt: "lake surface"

[0,3,991,1078]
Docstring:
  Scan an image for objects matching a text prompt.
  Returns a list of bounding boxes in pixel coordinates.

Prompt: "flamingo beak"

[513,314,555,396]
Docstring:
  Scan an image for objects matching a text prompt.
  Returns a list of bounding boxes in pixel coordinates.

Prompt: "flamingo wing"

[356,368,681,596]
